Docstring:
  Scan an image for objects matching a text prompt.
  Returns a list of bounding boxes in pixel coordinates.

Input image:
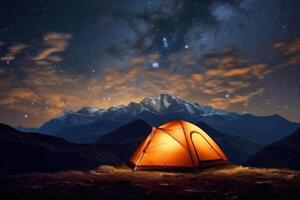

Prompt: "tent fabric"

[129,120,227,171]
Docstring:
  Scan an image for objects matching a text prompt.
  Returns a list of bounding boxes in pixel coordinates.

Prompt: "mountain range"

[30,94,299,145]
[2,93,300,172]
[2,120,300,174]
[0,119,257,174]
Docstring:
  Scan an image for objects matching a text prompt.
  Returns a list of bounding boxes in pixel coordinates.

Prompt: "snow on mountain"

[58,107,103,119]
[38,94,232,135]
[76,107,102,114]
[36,93,299,145]
[39,107,104,133]
[64,94,230,122]
[140,93,229,115]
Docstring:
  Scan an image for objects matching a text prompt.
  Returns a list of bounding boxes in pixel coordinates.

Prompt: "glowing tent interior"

[129,120,228,171]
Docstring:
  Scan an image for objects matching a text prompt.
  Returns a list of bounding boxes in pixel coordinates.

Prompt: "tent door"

[190,131,222,163]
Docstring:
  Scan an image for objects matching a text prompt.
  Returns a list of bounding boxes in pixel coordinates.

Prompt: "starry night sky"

[0,0,300,127]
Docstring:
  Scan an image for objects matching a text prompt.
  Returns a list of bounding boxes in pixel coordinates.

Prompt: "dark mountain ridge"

[246,128,300,170]
[97,119,152,145]
[0,123,132,174]
[96,119,261,163]
[30,94,299,145]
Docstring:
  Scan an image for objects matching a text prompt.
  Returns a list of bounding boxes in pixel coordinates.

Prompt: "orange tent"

[129,120,227,171]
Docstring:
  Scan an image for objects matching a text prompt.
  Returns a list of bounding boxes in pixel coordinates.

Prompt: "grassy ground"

[1,165,300,200]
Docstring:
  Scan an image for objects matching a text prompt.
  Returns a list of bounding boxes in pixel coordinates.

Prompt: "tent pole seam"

[190,132,201,164]
[179,121,197,171]
[134,128,157,171]
[191,130,224,160]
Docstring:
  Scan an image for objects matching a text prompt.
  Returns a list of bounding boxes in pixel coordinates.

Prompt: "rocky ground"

[1,165,300,200]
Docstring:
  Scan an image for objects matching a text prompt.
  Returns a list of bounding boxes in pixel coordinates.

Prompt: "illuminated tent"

[129,120,227,171]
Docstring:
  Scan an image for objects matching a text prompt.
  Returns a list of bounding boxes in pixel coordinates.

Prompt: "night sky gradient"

[0,0,300,127]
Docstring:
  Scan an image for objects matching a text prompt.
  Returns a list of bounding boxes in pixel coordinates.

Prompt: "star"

[184,45,189,49]
[163,37,168,48]
[152,62,159,68]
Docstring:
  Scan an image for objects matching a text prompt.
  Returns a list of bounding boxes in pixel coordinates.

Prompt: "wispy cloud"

[210,88,264,109]
[0,43,27,61]
[0,66,86,124]
[32,32,72,63]
[274,38,300,66]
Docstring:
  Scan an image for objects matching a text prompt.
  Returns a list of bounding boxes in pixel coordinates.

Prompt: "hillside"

[0,123,131,174]
[246,128,300,170]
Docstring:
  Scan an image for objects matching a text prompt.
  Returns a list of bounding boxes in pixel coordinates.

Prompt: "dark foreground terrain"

[1,165,300,200]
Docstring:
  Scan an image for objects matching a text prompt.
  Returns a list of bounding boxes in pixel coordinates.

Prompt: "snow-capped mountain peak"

[35,94,299,146]
[38,94,233,134]
[141,93,176,111]
[140,93,227,115]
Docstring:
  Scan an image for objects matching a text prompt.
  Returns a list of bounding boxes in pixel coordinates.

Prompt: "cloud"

[80,48,269,111]
[204,64,269,79]
[90,47,272,111]
[223,68,251,77]
[0,66,87,125]
[274,38,300,55]
[0,32,74,126]
[274,38,300,66]
[0,44,27,61]
[129,53,160,66]
[0,32,71,64]
[32,32,72,63]
[1,45,272,127]
[210,88,264,109]
[1,35,294,127]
